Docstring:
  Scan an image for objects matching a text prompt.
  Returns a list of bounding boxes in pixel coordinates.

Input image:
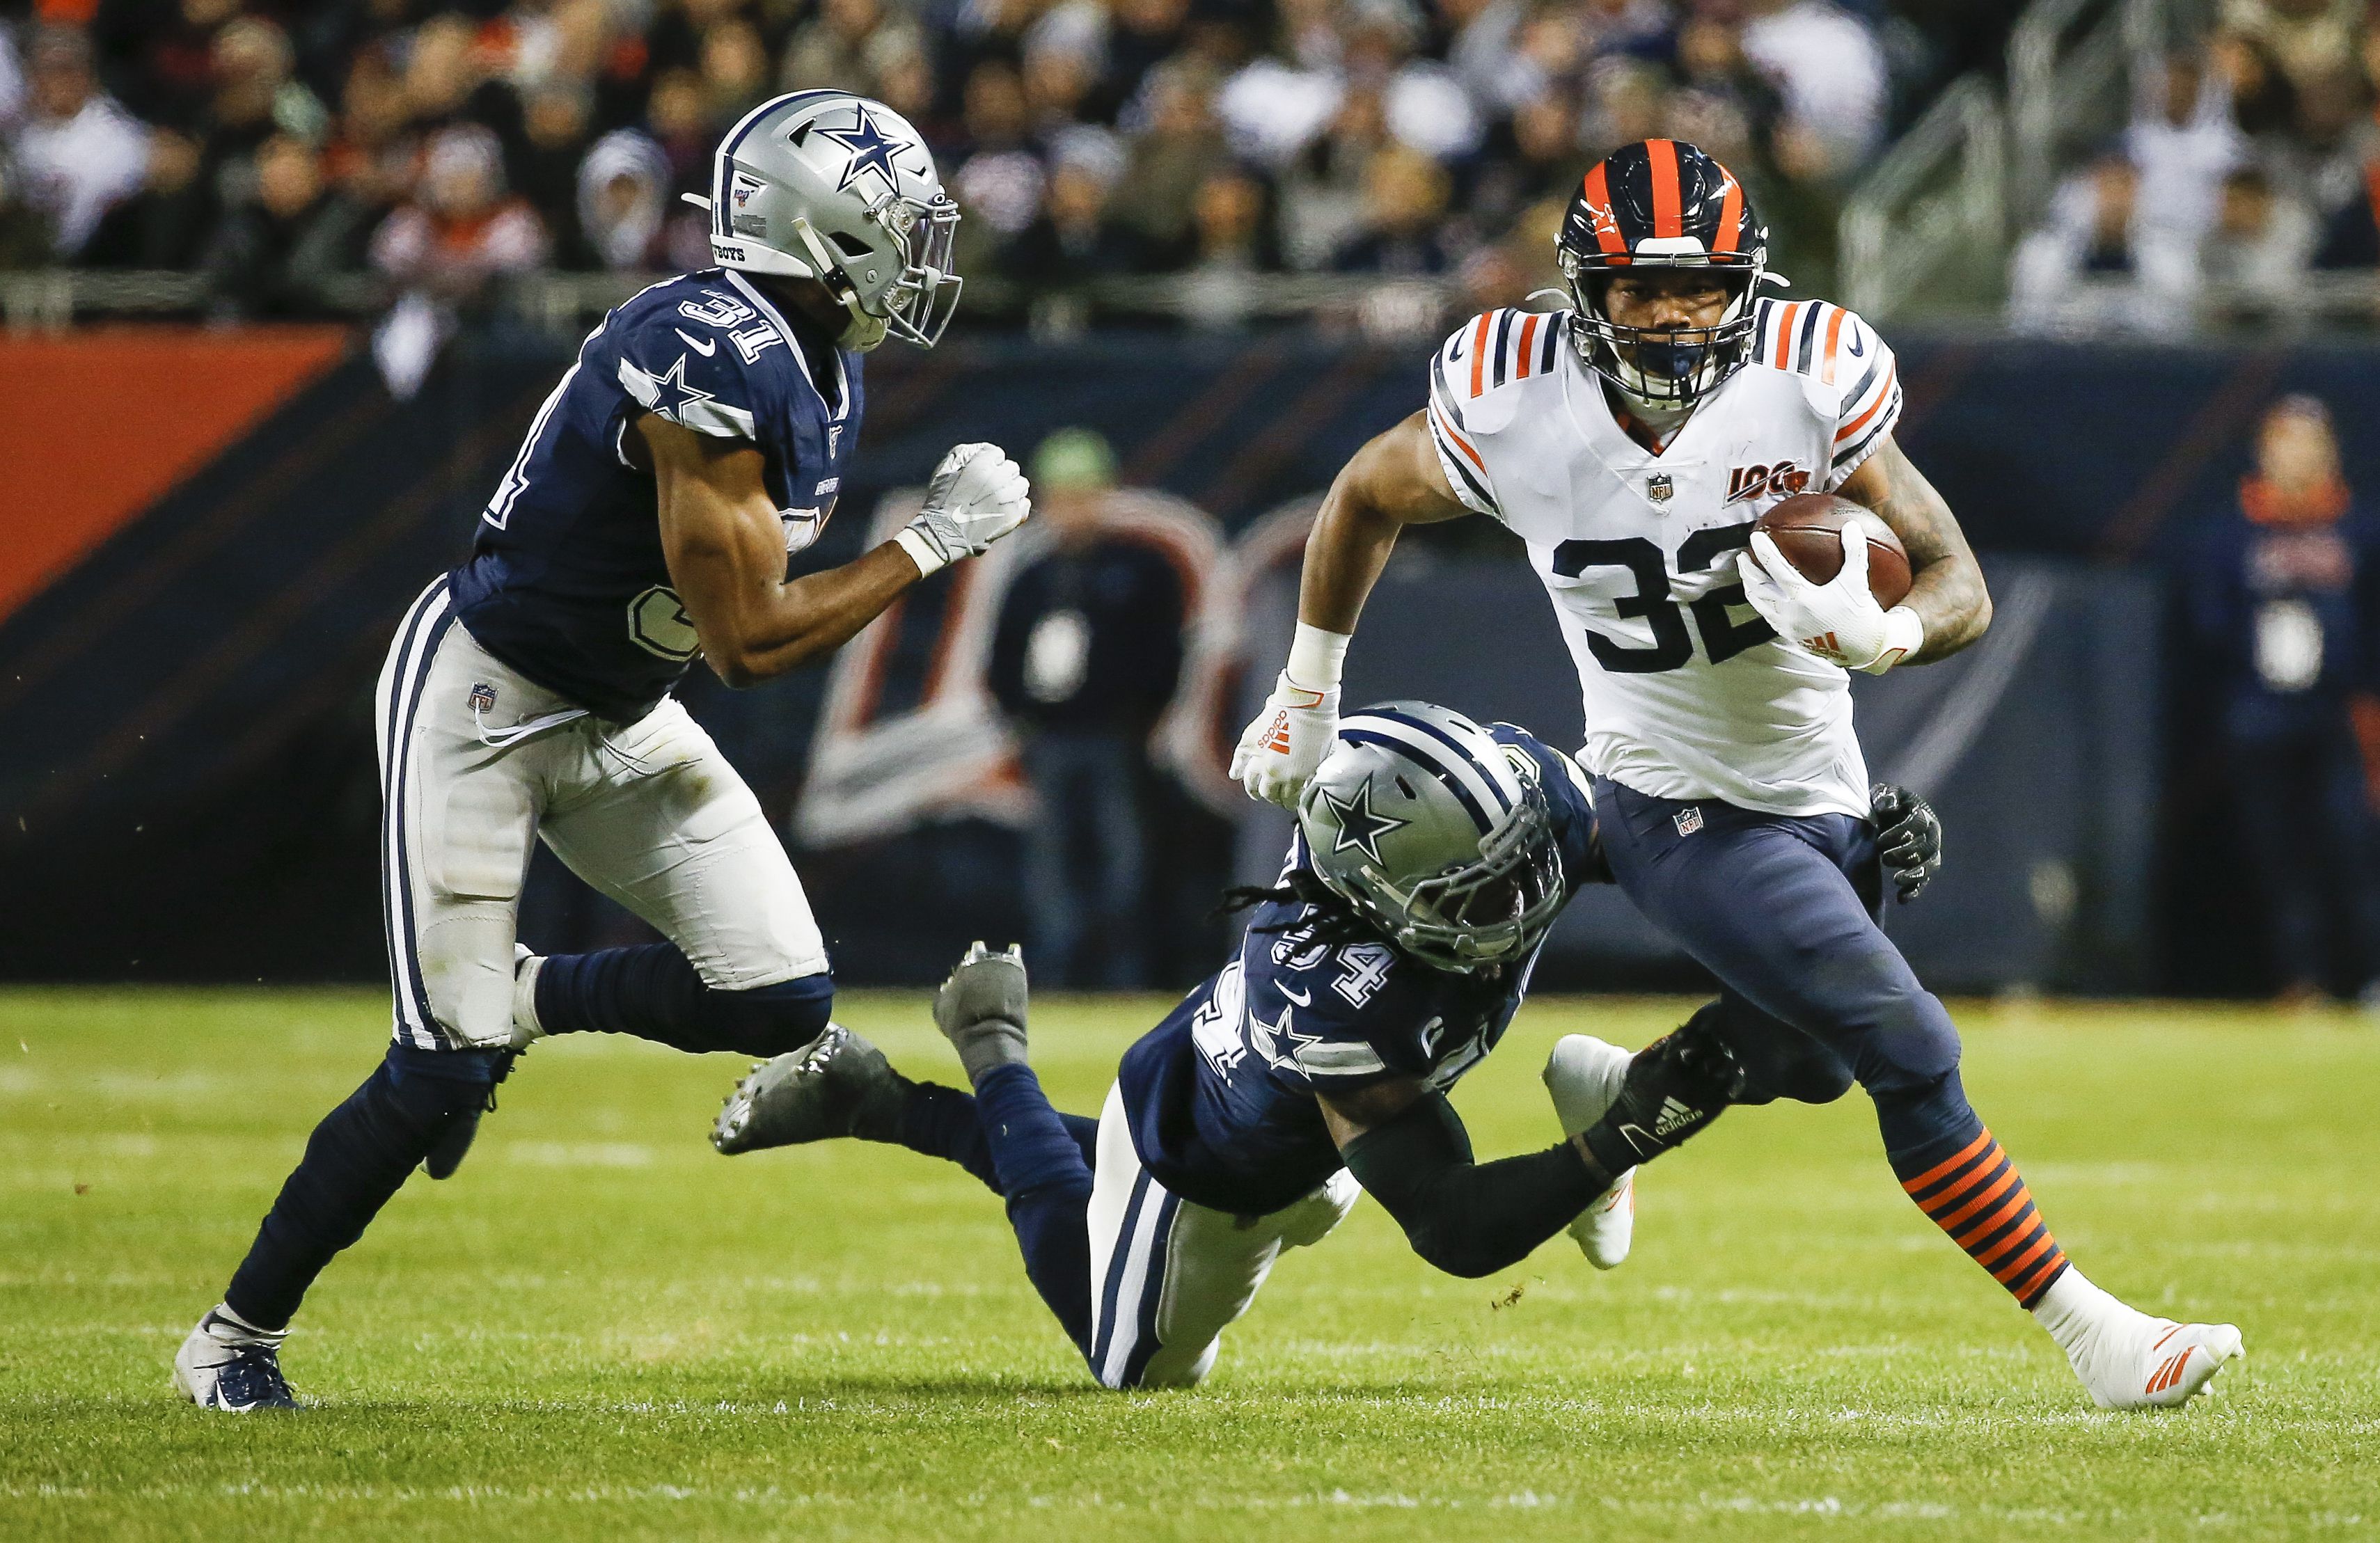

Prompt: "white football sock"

[2028,1263,2121,1354]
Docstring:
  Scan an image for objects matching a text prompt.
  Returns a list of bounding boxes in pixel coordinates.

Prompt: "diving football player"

[714,702,1942,1388]
[175,90,1032,1410]
[1227,139,2242,1409]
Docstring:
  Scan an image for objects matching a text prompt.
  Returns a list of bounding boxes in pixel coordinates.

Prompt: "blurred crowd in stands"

[0,0,2002,322]
[2013,0,2380,333]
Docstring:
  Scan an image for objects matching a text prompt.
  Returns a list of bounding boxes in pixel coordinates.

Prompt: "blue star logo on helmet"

[1321,779,1410,865]
[817,104,904,195]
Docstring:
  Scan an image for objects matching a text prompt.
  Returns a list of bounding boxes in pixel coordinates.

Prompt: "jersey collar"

[724,268,851,423]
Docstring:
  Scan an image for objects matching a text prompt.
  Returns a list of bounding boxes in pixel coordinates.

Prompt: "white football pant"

[1085,1082,1360,1389]
[375,577,827,1050]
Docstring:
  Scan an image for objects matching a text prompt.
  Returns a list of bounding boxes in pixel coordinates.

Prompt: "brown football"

[1751,493,1912,610]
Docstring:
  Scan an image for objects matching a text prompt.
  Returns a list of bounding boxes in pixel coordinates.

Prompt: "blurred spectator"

[949,59,1046,274]
[987,429,1188,989]
[200,17,325,212]
[1275,80,1387,268]
[782,0,929,98]
[2200,165,2316,307]
[1176,164,1281,326]
[10,27,148,255]
[644,69,716,196]
[1331,143,1456,272]
[2312,155,2380,267]
[2218,0,2365,97]
[2127,52,2247,252]
[2010,152,2196,334]
[1002,132,1144,285]
[0,154,56,269]
[83,126,210,268]
[370,123,548,301]
[1739,0,1887,180]
[2185,395,2380,1004]
[205,132,370,317]
[574,129,672,271]
[1111,61,1231,258]
[514,85,594,263]
[700,17,773,128]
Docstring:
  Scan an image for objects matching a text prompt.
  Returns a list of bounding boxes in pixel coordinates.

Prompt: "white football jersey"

[1425,298,1903,818]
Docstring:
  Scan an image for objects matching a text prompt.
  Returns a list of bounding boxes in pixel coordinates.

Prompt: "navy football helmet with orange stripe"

[1556,139,1769,409]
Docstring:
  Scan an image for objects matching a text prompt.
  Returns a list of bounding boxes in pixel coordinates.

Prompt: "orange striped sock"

[1897,1127,2070,1308]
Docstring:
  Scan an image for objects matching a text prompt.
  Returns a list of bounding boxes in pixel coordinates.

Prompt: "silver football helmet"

[1295,702,1566,975]
[688,90,961,351]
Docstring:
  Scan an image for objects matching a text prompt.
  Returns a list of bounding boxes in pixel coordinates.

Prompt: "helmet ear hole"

[830,231,872,258]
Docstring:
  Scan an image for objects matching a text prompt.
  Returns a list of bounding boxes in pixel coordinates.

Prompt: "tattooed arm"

[1834,436,1992,663]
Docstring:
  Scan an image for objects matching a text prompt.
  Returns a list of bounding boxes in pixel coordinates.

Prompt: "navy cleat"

[173,1308,300,1411]
[713,1024,907,1155]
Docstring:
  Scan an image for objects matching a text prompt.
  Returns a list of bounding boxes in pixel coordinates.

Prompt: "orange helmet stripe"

[1646,139,1682,239]
[1580,162,1628,257]
[1712,171,1743,254]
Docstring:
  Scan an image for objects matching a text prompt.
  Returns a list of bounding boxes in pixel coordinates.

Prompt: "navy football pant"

[1593,777,2070,1306]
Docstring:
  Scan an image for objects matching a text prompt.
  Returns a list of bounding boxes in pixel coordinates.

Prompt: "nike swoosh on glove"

[1736,525,1917,673]
[1229,673,1339,809]
[896,443,1031,576]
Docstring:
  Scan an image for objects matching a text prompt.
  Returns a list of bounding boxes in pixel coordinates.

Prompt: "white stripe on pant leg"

[377,588,439,1043]
[1100,1174,1176,1388]
[381,584,453,1048]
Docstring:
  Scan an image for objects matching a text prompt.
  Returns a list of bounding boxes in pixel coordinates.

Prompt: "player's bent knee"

[697,972,835,1058]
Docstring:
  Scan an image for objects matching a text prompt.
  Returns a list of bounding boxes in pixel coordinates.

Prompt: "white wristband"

[1286,621,1352,692]
[893,525,947,578]
[1860,606,1925,674]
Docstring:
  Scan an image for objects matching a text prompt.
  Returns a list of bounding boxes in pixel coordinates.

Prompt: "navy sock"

[897,1081,1003,1194]
[535,944,832,1057]
[224,1045,508,1331]
[892,1082,1103,1198]
[971,1063,1097,1354]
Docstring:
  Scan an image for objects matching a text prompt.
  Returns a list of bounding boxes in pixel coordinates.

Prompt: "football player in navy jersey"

[714,702,1944,1389]
[174,90,1034,1411]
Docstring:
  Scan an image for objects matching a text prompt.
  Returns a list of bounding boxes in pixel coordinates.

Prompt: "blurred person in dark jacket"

[82,124,210,267]
[0,154,56,269]
[1329,143,1456,274]
[2186,394,2380,1004]
[988,429,1188,988]
[205,132,369,318]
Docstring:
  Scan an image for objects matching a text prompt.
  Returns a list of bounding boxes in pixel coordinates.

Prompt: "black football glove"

[1579,1015,1747,1176]
[1869,782,1941,904]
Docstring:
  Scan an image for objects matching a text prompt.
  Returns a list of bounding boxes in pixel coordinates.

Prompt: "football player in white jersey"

[1229,139,2241,1411]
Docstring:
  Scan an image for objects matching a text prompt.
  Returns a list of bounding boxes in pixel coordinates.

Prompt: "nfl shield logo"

[468,681,498,713]
[1673,805,1703,837]
[1646,473,1674,506]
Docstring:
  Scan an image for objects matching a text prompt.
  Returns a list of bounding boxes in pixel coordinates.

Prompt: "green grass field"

[3,989,2377,1541]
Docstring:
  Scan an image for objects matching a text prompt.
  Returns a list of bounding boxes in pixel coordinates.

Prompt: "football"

[1751,493,1913,610]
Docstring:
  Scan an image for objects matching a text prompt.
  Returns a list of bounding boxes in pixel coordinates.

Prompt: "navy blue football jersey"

[1116,725,1603,1217]
[447,269,865,720]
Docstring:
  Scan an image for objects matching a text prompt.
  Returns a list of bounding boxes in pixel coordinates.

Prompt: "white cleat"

[2033,1268,2244,1410]
[1543,1034,1637,1269]
[173,1307,300,1410]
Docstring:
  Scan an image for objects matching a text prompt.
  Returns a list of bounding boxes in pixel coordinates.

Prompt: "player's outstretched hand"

[1577,1015,1745,1177]
[1868,782,1941,903]
[1230,673,1340,808]
[1738,526,1905,672]
[896,443,1031,576]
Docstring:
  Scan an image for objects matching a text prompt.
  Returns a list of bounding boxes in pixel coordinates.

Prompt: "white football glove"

[1735,525,1922,674]
[1229,672,1339,809]
[895,443,1031,577]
